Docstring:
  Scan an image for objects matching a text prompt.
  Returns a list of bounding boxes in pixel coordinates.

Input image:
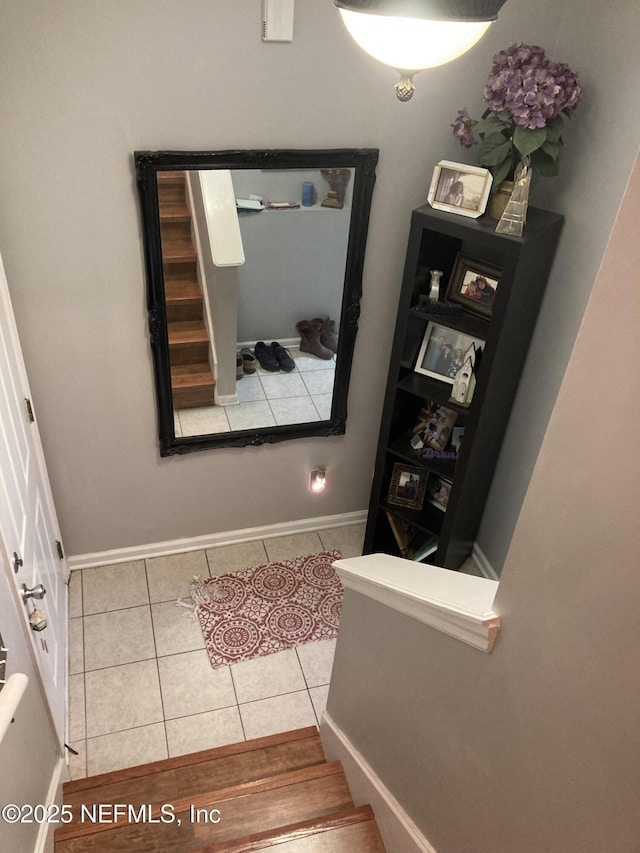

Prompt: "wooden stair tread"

[168,321,209,345]
[171,365,215,389]
[163,262,200,282]
[165,280,201,301]
[62,727,323,810]
[55,761,353,851]
[160,203,191,221]
[191,805,386,852]
[157,171,186,182]
[162,244,197,262]
[164,279,202,305]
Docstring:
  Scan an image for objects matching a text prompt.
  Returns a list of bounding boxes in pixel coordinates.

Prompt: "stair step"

[168,321,209,347]
[173,386,216,409]
[171,364,215,409]
[171,364,214,389]
[165,280,203,322]
[191,805,386,852]
[61,728,324,822]
[163,243,197,263]
[55,761,353,852]
[161,221,193,246]
[158,171,187,182]
[160,203,191,222]
[163,260,199,281]
[165,280,203,305]
[157,171,187,205]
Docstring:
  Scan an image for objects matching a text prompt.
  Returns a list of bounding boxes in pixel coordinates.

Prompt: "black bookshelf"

[364,204,564,570]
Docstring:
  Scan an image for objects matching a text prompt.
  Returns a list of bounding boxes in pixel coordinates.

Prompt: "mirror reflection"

[159,168,353,438]
[135,149,378,455]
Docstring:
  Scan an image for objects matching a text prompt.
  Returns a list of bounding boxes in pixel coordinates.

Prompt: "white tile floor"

[66,524,364,780]
[174,347,336,437]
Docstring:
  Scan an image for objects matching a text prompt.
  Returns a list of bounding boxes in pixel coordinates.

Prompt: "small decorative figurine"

[449,343,478,406]
[450,360,475,405]
[428,269,444,302]
[320,169,351,209]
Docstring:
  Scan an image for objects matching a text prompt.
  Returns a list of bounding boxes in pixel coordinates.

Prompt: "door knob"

[21,584,46,603]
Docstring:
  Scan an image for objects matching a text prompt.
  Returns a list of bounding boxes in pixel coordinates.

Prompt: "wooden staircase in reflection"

[54,727,386,851]
[157,171,216,410]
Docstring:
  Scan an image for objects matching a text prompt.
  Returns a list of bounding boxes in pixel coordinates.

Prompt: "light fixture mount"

[335,0,507,101]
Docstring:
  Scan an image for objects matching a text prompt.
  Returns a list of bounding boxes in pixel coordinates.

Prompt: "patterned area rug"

[188,551,343,668]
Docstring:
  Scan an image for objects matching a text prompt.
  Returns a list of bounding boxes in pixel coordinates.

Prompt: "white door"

[0,252,67,749]
[0,540,60,853]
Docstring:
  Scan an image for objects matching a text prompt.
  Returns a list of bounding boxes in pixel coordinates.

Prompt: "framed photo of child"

[446,253,501,319]
[427,160,493,218]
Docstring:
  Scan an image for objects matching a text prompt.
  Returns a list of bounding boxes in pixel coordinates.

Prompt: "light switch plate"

[262,0,294,42]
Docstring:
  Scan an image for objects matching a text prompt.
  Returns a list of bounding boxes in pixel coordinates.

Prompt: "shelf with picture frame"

[387,397,463,478]
[377,456,446,545]
[383,510,439,563]
[364,203,564,570]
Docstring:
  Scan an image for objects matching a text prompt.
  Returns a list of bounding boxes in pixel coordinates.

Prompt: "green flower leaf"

[490,157,514,190]
[545,115,564,143]
[473,115,509,138]
[513,125,547,157]
[541,140,562,160]
[531,149,561,177]
[478,133,513,167]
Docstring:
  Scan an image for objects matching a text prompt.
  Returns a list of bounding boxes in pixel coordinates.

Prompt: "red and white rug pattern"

[189,550,343,668]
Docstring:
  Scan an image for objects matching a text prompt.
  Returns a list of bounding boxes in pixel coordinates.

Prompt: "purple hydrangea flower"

[452,43,582,183]
[483,43,582,130]
[451,108,477,148]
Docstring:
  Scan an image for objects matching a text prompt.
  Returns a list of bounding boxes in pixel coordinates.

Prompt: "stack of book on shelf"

[384,511,438,563]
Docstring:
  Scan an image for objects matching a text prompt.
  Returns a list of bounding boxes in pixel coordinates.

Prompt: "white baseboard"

[36,756,65,853]
[320,712,437,853]
[472,543,500,581]
[67,510,367,570]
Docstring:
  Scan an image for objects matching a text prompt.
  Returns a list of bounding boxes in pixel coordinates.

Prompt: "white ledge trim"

[334,553,500,653]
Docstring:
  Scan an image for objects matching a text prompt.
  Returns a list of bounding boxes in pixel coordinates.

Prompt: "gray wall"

[233,168,350,343]
[477,0,640,571]
[326,151,640,851]
[0,0,634,557]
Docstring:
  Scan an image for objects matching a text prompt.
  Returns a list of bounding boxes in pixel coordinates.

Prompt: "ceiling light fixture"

[335,0,507,101]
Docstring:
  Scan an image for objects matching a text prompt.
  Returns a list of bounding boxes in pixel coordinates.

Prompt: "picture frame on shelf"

[427,160,493,219]
[410,402,458,455]
[451,426,465,454]
[426,474,453,512]
[384,510,415,557]
[446,253,501,318]
[414,321,485,387]
[387,463,428,511]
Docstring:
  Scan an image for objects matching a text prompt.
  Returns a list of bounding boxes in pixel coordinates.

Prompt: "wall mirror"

[135,149,378,455]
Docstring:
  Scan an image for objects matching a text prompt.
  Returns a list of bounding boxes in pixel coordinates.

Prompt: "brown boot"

[312,317,338,354]
[295,320,334,360]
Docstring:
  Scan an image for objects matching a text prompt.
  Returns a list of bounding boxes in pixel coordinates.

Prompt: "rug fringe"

[175,575,202,619]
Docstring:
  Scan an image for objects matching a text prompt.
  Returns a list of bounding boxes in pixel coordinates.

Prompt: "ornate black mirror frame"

[135,148,378,456]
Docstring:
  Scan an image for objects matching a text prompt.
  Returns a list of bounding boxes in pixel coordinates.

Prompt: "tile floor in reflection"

[66,524,364,780]
[174,348,336,438]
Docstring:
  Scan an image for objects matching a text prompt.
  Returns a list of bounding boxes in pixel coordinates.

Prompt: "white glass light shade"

[338,8,490,70]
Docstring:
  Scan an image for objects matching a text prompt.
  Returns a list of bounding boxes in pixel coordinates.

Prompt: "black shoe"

[271,342,296,372]
[254,341,280,371]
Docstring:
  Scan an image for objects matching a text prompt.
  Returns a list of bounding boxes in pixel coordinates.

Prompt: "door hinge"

[25,398,35,423]
[56,540,64,560]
